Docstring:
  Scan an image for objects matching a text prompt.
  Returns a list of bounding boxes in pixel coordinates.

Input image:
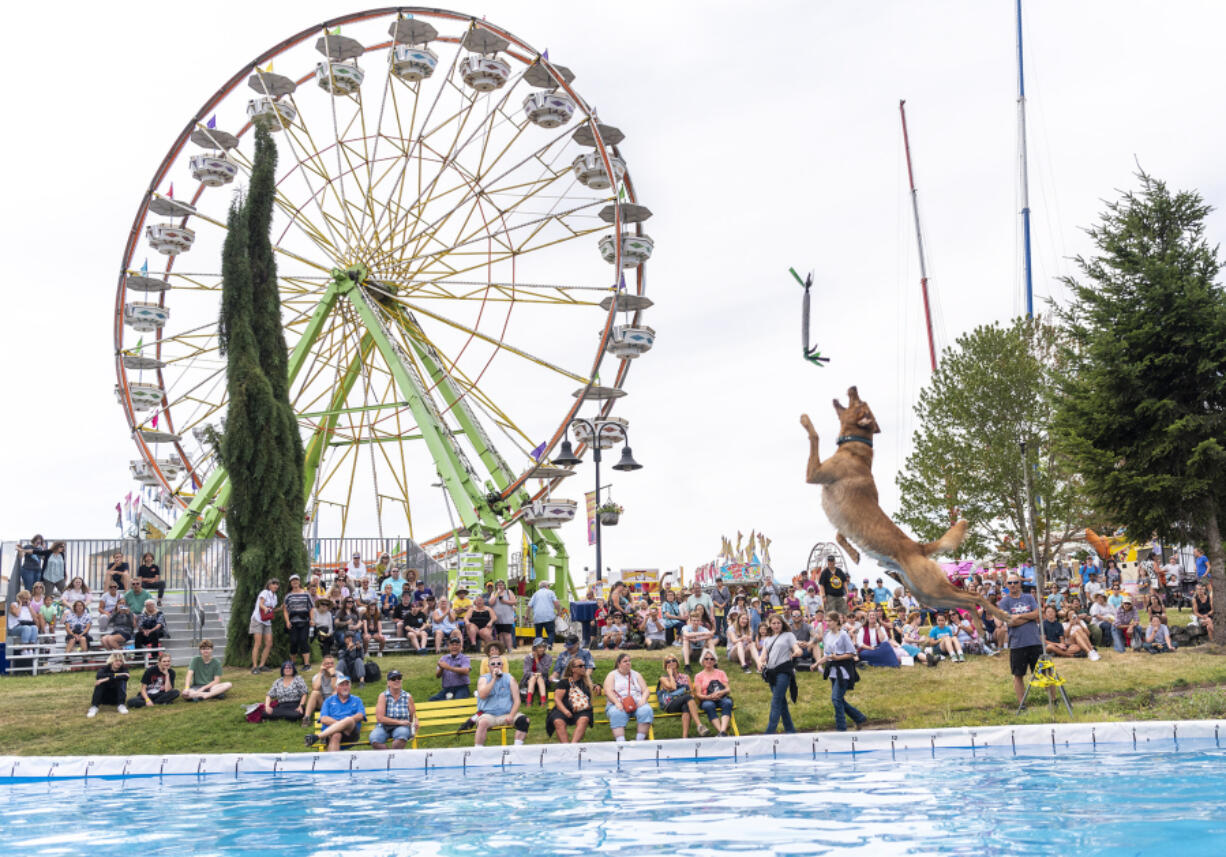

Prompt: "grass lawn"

[2,635,1225,757]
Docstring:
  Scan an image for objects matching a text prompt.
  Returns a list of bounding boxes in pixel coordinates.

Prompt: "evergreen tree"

[896,317,1090,570]
[219,127,309,665]
[1054,171,1226,645]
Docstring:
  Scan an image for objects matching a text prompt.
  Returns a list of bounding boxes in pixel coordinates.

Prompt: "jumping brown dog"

[800,386,1009,632]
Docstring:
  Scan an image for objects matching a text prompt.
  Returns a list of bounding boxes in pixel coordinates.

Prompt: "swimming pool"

[2,722,1224,856]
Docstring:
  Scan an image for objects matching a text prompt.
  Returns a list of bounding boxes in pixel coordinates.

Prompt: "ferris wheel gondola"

[112,9,657,583]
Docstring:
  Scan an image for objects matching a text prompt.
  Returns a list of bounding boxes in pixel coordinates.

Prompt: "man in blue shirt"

[473,652,530,746]
[1019,562,1037,594]
[528,582,561,647]
[305,674,366,751]
[551,634,595,682]
[998,575,1042,708]
[872,579,892,605]
[1194,548,1210,581]
[411,579,434,603]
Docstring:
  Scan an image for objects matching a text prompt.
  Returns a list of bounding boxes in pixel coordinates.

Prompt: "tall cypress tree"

[1054,171,1226,645]
[219,127,309,665]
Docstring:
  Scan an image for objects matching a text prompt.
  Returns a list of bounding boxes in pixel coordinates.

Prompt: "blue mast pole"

[1016,0,1034,317]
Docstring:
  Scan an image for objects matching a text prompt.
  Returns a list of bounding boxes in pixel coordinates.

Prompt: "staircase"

[160,589,230,665]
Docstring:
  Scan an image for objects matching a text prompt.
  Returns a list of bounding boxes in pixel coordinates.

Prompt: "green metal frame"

[166,267,571,599]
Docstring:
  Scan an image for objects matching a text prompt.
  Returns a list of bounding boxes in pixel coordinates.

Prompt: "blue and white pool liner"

[2,719,1223,782]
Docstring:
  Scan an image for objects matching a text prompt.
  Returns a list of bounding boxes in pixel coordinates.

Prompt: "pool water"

[2,745,1224,856]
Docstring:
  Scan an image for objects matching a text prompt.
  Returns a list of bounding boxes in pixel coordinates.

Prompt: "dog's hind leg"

[835,533,861,565]
[919,520,969,558]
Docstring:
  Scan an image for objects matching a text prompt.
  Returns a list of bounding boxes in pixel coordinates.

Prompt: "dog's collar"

[836,434,874,449]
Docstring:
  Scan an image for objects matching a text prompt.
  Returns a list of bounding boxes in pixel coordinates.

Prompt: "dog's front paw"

[800,414,817,436]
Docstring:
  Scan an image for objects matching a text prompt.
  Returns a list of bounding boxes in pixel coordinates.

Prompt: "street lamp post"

[552,417,642,581]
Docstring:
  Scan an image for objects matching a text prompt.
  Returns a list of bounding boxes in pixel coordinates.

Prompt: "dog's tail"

[919,519,969,558]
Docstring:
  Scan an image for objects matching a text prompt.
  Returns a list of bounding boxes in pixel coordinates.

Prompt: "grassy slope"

[2,639,1225,757]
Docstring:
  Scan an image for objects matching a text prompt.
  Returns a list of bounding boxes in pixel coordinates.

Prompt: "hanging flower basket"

[598,503,623,526]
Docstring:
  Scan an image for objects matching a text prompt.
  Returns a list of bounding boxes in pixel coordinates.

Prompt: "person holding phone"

[474,653,529,746]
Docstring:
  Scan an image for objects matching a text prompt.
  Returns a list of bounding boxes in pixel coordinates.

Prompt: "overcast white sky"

[4,1,1226,584]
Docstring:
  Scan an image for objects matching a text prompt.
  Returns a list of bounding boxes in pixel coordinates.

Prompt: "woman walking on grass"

[817,611,867,732]
[759,613,802,734]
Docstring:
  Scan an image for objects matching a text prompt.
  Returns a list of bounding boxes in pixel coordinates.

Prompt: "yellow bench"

[550,689,740,739]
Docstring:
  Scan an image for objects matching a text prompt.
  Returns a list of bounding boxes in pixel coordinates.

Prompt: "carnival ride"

[113,9,657,588]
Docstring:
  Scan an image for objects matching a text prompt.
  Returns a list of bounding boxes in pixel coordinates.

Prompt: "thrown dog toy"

[800,386,1009,632]
[791,267,830,367]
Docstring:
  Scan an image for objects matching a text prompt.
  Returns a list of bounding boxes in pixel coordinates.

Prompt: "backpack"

[365,661,381,683]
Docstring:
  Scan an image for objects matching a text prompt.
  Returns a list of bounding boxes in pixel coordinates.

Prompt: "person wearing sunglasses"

[998,575,1042,708]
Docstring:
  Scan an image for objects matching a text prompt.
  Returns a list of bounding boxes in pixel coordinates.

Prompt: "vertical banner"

[585,491,597,546]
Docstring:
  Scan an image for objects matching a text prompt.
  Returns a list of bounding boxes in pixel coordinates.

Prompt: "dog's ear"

[857,412,882,434]
[833,398,845,416]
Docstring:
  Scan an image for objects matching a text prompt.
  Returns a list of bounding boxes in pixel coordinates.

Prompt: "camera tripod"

[1018,654,1074,716]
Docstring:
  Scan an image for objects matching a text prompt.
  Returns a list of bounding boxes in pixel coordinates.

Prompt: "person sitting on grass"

[603,653,653,743]
[1042,605,1087,658]
[303,654,338,726]
[927,613,964,662]
[64,600,93,655]
[370,669,417,750]
[1193,583,1214,639]
[473,652,531,747]
[87,652,130,718]
[854,610,899,667]
[681,611,715,672]
[546,656,595,743]
[1090,592,1117,645]
[726,611,762,673]
[134,599,166,651]
[657,654,710,738]
[1141,613,1174,654]
[305,674,366,751]
[182,639,233,701]
[1113,596,1142,652]
[99,599,135,651]
[694,650,734,737]
[338,630,367,687]
[128,652,180,709]
[262,661,309,721]
[521,638,551,706]
[430,635,471,700]
[603,612,630,650]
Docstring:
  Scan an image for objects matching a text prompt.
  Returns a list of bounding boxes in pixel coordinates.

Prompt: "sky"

[5,0,1226,586]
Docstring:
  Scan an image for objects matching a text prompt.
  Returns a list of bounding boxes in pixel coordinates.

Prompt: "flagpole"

[1016,0,1035,318]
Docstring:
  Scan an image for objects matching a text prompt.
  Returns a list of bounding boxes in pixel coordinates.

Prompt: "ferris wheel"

[113,8,656,579]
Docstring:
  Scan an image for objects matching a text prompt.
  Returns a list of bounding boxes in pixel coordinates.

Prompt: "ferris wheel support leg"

[167,280,344,540]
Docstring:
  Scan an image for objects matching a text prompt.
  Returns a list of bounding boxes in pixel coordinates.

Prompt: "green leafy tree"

[1054,171,1226,645]
[219,127,308,665]
[896,317,1090,571]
